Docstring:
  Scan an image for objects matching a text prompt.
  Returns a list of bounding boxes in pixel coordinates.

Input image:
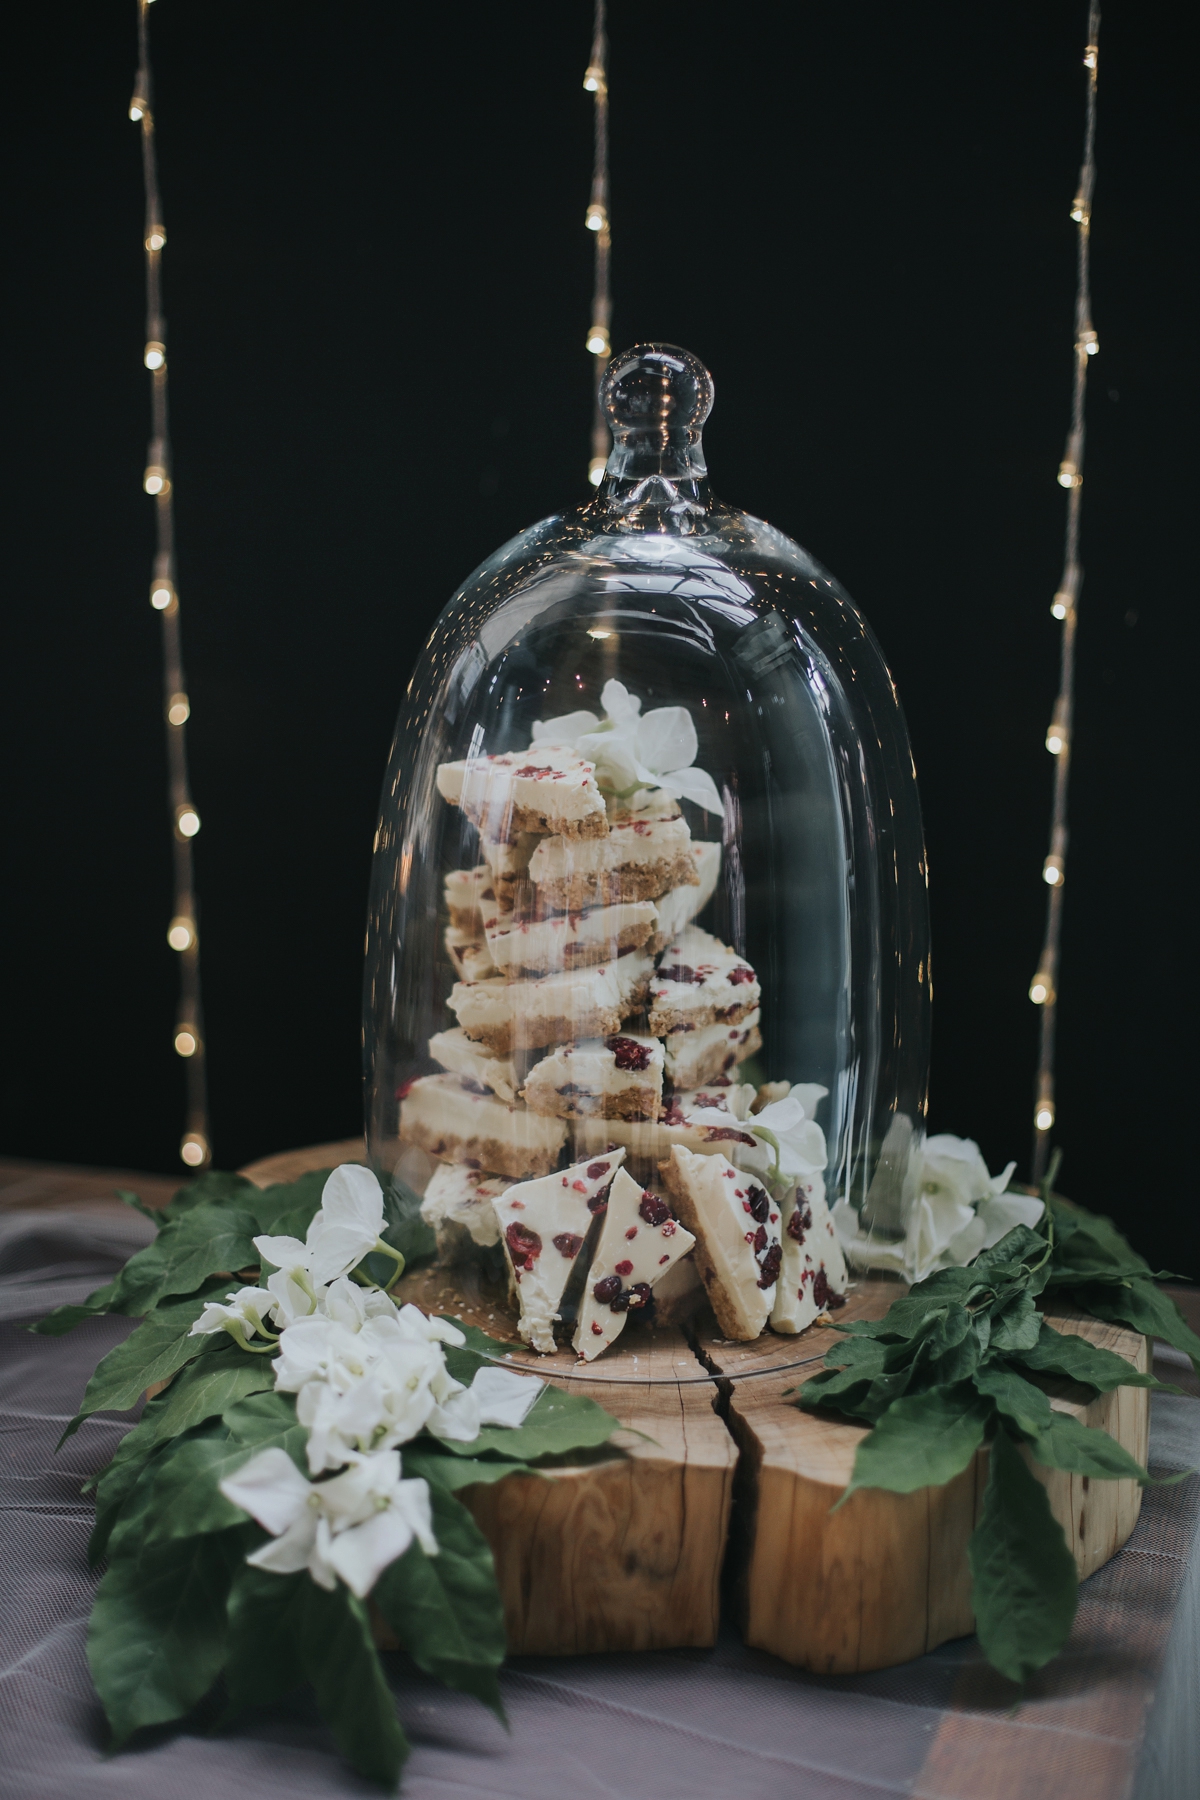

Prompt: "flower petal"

[245,1509,321,1576]
[600,679,641,727]
[219,1446,312,1535]
[658,764,725,815]
[324,1509,417,1598]
[532,709,599,747]
[470,1365,544,1428]
[253,1234,309,1272]
[635,706,696,775]
[319,1165,384,1240]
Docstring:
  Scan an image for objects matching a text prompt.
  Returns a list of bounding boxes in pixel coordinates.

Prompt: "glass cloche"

[364,345,930,1358]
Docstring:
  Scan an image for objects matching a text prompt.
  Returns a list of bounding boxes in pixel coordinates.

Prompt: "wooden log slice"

[240,1145,1150,1670]
[700,1289,1151,1674]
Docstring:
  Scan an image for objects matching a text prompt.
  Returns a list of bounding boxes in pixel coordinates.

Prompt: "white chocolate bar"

[419,1162,507,1256]
[437,748,608,840]
[443,864,496,933]
[572,1169,696,1360]
[427,1027,519,1105]
[662,1009,762,1090]
[447,951,654,1055]
[648,841,722,951]
[528,791,697,911]
[660,1145,782,1340]
[483,901,657,977]
[522,1035,664,1121]
[493,1150,626,1353]
[769,1174,850,1335]
[647,927,760,1035]
[398,1073,566,1181]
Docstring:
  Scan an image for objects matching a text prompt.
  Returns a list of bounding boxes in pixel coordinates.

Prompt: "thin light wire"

[132,0,211,1169]
[1030,5,1101,1182]
[584,0,612,486]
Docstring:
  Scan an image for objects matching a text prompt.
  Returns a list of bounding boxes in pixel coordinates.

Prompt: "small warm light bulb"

[1029,970,1054,1005]
[1076,328,1099,356]
[174,1025,199,1057]
[587,626,612,640]
[1083,43,1098,70]
[129,96,146,122]
[167,691,190,726]
[1045,720,1068,755]
[176,805,201,839]
[150,579,174,610]
[1050,592,1072,621]
[167,915,196,951]
[1042,854,1065,886]
[583,62,605,92]
[1035,1100,1056,1132]
[587,455,606,487]
[143,464,169,496]
[145,221,167,251]
[180,1132,208,1167]
[144,339,166,370]
[585,202,607,232]
[586,324,611,356]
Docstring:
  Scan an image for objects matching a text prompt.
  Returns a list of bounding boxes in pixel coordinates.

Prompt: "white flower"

[470,1364,544,1428]
[690,1088,829,1182]
[834,1132,1035,1282]
[254,1165,395,1322]
[219,1446,437,1598]
[189,1286,276,1344]
[533,679,723,814]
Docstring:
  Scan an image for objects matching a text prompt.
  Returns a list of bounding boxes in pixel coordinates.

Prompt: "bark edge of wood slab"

[240,1144,1148,1668]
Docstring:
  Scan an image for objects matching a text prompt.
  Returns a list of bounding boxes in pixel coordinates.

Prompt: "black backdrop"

[2,2,1195,1272]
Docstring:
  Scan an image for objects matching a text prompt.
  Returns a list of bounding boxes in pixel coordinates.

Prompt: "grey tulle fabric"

[0,1204,1196,1800]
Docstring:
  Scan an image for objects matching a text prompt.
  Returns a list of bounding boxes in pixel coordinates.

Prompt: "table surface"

[1,1152,1197,1800]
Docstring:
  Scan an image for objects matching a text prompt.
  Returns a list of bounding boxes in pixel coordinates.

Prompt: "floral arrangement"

[533,677,724,812]
[34,1163,620,1788]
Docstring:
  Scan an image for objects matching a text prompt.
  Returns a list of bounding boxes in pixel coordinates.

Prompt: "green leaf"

[372,1480,507,1722]
[60,1282,234,1442]
[988,1292,1042,1354]
[103,1204,262,1318]
[1016,1319,1166,1394]
[839,1382,991,1503]
[141,1412,308,1544]
[433,1382,620,1463]
[1028,1411,1154,1484]
[89,1432,172,1567]
[29,1279,118,1336]
[1045,1196,1155,1282]
[972,1362,1053,1439]
[1061,1280,1200,1375]
[88,1524,250,1745]
[225,1566,408,1787]
[117,1188,162,1223]
[223,1387,305,1447]
[161,1168,261,1221]
[403,1446,534,1494]
[969,1428,1078,1684]
[248,1168,330,1237]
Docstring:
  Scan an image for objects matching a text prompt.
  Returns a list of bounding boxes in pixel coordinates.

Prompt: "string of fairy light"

[583,0,612,485]
[129,0,211,1169]
[1029,4,1101,1181]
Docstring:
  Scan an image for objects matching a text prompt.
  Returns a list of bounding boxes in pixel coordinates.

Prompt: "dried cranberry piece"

[758,1243,782,1288]
[787,1202,813,1243]
[505,1222,542,1271]
[746,1184,770,1223]
[606,1035,653,1071]
[614,1259,634,1277]
[638,1192,671,1227]
[552,1232,584,1258]
[703,1127,756,1146]
[591,1321,603,1335]
[586,1193,609,1215]
[656,963,702,984]
[813,1268,839,1309]
[751,1224,768,1255]
[625,1281,652,1309]
[586,1161,611,1179]
[660,1100,687,1127]
[592,1274,622,1304]
[827,1290,847,1310]
[728,964,756,985]
[608,1288,631,1313]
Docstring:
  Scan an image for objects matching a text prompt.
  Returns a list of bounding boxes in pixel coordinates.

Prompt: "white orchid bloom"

[689,1090,829,1183]
[533,679,723,814]
[253,1164,402,1322]
[189,1286,277,1347]
[917,1135,1017,1210]
[220,1446,436,1598]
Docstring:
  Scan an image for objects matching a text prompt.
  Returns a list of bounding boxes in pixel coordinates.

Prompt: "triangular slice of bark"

[769,1174,850,1334]
[660,1145,782,1340]
[493,1149,626,1353]
[572,1169,696,1360]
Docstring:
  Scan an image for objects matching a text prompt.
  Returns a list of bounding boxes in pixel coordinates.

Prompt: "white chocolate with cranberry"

[493,1150,627,1353]
[420,1162,507,1253]
[443,864,496,933]
[436,747,608,840]
[661,1009,762,1091]
[427,1027,519,1105]
[647,927,760,1035]
[398,1073,566,1180]
[572,1169,696,1360]
[448,950,654,1054]
[483,900,658,977]
[569,1083,769,1181]
[528,792,697,911]
[660,1145,782,1340]
[648,841,722,952]
[769,1173,849,1335]
[521,1034,664,1120]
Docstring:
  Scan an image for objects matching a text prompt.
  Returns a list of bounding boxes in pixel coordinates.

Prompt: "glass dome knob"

[600,343,713,483]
